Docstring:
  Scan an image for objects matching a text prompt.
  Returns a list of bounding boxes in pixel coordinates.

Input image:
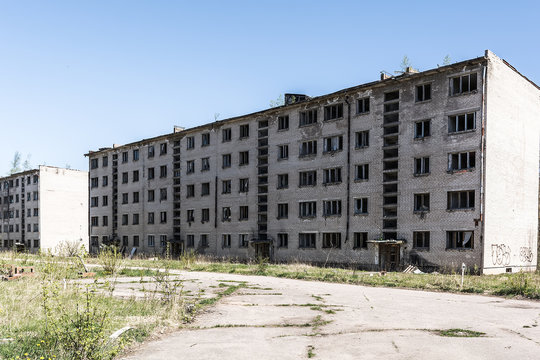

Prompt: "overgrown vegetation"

[86,254,540,300]
[0,251,202,360]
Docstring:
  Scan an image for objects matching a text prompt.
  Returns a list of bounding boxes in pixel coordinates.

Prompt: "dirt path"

[120,270,540,360]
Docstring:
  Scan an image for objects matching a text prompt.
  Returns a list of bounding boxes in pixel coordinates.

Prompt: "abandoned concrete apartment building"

[0,166,89,253]
[86,50,540,274]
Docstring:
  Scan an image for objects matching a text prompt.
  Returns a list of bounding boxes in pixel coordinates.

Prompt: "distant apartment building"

[87,50,539,274]
[0,166,88,253]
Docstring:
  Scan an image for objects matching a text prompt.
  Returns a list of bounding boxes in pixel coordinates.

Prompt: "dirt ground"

[113,270,540,360]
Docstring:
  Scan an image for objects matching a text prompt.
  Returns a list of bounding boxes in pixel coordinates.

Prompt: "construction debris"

[1,265,36,281]
[402,265,424,274]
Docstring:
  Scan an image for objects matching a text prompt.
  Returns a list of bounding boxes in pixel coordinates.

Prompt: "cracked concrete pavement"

[119,271,540,360]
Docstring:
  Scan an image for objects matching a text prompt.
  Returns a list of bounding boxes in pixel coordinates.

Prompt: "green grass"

[437,328,486,337]
[3,252,540,299]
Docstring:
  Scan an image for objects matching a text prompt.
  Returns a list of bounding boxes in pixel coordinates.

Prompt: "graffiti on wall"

[519,247,534,263]
[491,244,511,266]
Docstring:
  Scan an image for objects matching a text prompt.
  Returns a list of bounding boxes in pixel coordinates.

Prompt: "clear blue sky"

[1,0,539,174]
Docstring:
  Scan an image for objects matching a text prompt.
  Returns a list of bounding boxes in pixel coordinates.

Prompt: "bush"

[98,246,123,275]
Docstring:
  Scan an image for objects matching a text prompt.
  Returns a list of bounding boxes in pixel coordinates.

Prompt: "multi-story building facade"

[0,166,88,253]
[85,133,179,255]
[87,51,539,274]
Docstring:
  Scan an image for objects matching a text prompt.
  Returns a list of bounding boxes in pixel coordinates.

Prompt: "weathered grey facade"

[0,166,88,254]
[87,50,539,273]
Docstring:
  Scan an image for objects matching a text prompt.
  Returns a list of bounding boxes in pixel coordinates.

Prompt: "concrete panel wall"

[39,166,88,253]
[483,51,540,274]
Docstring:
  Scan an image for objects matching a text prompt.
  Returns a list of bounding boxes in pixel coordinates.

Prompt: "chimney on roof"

[380,72,392,80]
[174,126,185,133]
[405,66,419,74]
[284,93,309,105]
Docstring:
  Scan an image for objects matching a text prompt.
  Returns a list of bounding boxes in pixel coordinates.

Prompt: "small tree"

[443,55,452,66]
[400,55,411,72]
[269,94,284,108]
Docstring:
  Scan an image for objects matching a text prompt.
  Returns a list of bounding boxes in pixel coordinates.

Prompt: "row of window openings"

[90,235,167,248]
[0,208,39,219]
[0,223,39,233]
[90,188,168,207]
[188,190,474,223]
[90,212,167,227]
[90,166,167,188]
[0,239,40,248]
[90,143,168,169]
[1,175,39,189]
[0,192,39,205]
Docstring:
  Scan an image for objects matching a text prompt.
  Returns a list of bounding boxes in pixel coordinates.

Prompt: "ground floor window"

[322,233,341,249]
[446,231,473,249]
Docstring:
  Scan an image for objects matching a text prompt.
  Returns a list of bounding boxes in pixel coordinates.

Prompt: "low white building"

[0,165,88,254]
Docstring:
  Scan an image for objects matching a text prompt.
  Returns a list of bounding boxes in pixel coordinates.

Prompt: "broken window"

[299,170,317,187]
[133,170,139,182]
[122,193,128,204]
[277,174,288,189]
[354,198,368,215]
[133,192,139,203]
[353,232,368,249]
[239,206,249,220]
[416,83,431,102]
[222,207,231,222]
[160,188,167,201]
[90,177,99,188]
[299,233,316,248]
[278,115,289,130]
[323,135,343,153]
[148,145,155,158]
[300,140,317,157]
[414,157,430,175]
[201,158,210,171]
[160,143,167,155]
[239,124,249,138]
[186,160,195,174]
[299,109,317,126]
[323,200,342,217]
[186,234,194,247]
[201,133,210,146]
[222,234,231,248]
[323,167,342,185]
[414,120,431,139]
[324,103,343,121]
[357,97,370,114]
[450,73,477,95]
[148,212,154,224]
[201,208,210,223]
[201,182,210,196]
[148,167,155,180]
[322,232,341,248]
[239,151,249,166]
[355,131,369,148]
[448,112,476,133]
[278,145,289,160]
[133,149,139,161]
[278,233,288,248]
[222,128,232,142]
[413,231,430,249]
[222,154,231,168]
[122,172,128,183]
[186,184,195,198]
[234,234,247,248]
[132,213,139,225]
[186,209,194,223]
[448,151,476,171]
[222,180,231,194]
[355,164,369,181]
[200,234,209,247]
[239,178,249,193]
[414,193,430,212]
[148,235,155,247]
[90,158,98,169]
[447,190,475,210]
[446,231,473,249]
[90,197,98,207]
[299,201,317,218]
[278,203,288,219]
[122,151,128,163]
[102,156,108,167]
[186,136,195,149]
[148,190,155,202]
